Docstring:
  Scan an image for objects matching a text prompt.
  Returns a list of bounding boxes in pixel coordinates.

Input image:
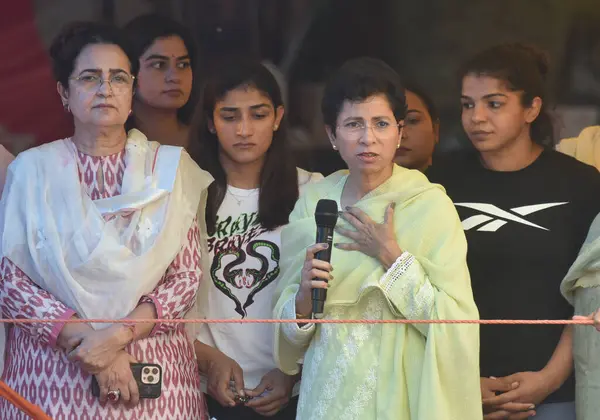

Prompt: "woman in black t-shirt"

[428,43,600,420]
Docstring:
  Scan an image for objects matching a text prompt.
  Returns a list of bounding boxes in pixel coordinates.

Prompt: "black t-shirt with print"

[427,149,600,403]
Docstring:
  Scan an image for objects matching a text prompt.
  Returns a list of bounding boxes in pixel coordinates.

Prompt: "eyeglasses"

[337,120,402,141]
[70,73,135,95]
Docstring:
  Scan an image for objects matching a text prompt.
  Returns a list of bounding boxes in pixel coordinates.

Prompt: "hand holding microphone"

[295,243,333,318]
[295,200,338,319]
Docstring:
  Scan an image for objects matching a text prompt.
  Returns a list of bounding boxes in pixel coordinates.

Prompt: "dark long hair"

[123,13,200,125]
[191,60,298,236]
[458,43,554,147]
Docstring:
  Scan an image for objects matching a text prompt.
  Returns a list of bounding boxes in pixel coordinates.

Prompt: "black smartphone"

[91,363,162,399]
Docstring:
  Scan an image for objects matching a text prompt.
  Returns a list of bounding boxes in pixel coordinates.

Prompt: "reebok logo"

[455,202,568,232]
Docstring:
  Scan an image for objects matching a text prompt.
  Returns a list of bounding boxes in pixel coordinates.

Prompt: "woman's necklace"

[227,189,245,206]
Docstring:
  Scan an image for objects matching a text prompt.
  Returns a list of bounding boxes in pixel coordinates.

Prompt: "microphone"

[311,199,338,319]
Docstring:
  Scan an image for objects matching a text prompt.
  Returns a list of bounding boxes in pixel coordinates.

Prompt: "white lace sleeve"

[280,295,316,347]
[378,252,435,336]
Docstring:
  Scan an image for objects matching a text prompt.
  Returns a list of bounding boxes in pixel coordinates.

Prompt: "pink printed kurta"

[0,149,207,419]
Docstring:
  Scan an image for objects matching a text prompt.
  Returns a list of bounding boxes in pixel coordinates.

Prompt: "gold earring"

[273,125,279,130]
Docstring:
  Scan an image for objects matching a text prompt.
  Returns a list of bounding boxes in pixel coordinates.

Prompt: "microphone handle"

[311,225,334,318]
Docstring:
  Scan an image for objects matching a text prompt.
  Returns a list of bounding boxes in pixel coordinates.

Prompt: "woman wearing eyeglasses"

[272,57,481,420]
[0,21,211,419]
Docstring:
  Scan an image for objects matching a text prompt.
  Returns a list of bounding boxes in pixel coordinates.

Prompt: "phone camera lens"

[147,375,154,383]
[152,368,158,375]
[143,368,150,374]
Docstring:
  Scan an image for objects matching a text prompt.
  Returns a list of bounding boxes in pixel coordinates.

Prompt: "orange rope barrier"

[0,381,51,420]
[0,316,593,417]
[0,318,594,325]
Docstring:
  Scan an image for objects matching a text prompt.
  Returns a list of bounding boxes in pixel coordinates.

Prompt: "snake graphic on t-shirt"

[210,239,280,318]
[208,211,282,317]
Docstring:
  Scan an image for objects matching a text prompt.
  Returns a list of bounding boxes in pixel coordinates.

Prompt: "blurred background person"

[393,83,439,172]
[124,13,201,148]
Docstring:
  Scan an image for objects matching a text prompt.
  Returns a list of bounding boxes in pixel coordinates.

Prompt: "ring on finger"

[107,389,121,402]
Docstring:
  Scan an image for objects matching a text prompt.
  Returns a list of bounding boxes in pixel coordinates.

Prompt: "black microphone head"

[315,199,338,228]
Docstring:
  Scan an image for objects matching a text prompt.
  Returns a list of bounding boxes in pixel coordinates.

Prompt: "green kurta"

[273,165,482,420]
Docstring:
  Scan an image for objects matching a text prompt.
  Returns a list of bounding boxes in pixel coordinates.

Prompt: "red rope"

[0,316,592,417]
[0,318,594,325]
[0,381,51,420]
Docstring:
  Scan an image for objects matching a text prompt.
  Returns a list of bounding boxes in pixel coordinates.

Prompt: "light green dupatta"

[561,213,600,420]
[273,165,482,420]
[561,212,600,304]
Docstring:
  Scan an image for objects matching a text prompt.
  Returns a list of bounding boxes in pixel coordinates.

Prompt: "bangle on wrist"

[294,293,312,319]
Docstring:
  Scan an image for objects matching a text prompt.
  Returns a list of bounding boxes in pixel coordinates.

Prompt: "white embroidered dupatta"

[0,129,212,329]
